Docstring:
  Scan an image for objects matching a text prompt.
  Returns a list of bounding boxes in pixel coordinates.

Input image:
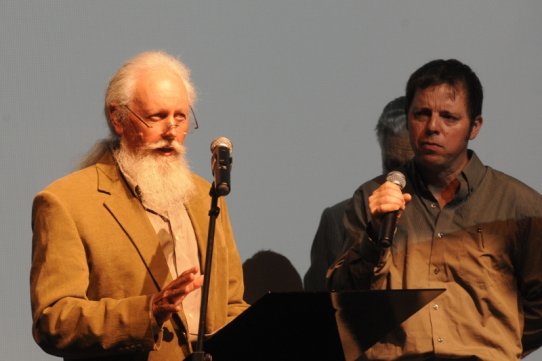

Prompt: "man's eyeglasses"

[122,104,199,133]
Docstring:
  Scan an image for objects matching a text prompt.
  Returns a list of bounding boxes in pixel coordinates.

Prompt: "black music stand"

[204,289,445,361]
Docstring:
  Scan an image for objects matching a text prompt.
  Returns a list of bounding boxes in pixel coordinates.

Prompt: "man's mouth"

[143,140,183,157]
[419,141,441,152]
[155,146,177,156]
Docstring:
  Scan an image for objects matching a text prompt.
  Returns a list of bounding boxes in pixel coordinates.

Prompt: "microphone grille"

[210,136,233,152]
[386,171,406,190]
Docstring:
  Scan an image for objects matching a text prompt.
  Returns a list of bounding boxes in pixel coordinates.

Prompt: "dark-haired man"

[329,59,542,360]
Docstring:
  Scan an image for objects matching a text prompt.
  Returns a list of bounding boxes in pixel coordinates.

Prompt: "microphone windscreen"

[386,171,406,190]
[210,136,233,152]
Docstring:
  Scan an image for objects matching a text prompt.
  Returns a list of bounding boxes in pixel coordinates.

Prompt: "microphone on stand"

[190,137,234,361]
[378,171,407,247]
[210,137,233,196]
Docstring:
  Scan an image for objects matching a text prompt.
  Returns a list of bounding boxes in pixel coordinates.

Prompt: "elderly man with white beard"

[30,51,248,361]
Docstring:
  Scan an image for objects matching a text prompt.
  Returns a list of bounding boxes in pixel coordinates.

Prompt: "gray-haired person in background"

[304,96,413,291]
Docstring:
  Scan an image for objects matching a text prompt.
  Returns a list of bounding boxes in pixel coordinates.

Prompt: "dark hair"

[405,59,483,124]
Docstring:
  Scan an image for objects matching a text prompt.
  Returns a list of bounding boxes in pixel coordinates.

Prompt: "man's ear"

[108,103,124,136]
[468,115,483,140]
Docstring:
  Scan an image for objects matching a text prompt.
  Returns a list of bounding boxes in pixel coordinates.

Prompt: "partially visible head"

[375,96,414,173]
[405,59,483,125]
[242,250,303,304]
[104,51,197,152]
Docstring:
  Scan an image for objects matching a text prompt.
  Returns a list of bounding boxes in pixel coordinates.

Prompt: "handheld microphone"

[210,137,233,196]
[378,171,406,247]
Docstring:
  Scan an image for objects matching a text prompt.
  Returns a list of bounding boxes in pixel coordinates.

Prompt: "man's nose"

[162,121,178,139]
[425,114,440,134]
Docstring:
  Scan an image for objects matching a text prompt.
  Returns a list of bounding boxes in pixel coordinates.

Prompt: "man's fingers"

[159,276,205,305]
[370,194,405,214]
[155,303,181,313]
[167,267,200,288]
[369,182,411,218]
[152,268,204,325]
[179,266,199,277]
[178,266,200,281]
[193,275,204,288]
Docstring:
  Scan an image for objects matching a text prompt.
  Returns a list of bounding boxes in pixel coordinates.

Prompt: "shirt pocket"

[459,223,515,290]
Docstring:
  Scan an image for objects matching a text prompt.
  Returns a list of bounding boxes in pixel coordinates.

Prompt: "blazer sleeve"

[30,190,158,358]
[304,207,335,292]
[216,197,248,322]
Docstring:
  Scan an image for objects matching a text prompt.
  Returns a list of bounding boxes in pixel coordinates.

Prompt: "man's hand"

[368,181,412,231]
[152,267,204,326]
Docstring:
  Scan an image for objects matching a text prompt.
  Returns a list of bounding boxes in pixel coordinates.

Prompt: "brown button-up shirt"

[329,151,542,360]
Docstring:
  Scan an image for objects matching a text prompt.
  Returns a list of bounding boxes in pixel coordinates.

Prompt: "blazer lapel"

[185,192,209,273]
[96,155,173,291]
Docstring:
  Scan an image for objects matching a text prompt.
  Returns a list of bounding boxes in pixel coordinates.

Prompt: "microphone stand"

[187,184,221,361]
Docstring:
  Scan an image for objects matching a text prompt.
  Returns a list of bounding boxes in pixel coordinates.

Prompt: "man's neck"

[416,153,470,208]
[427,179,460,208]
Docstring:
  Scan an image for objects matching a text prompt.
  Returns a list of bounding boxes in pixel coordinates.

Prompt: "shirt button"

[432,304,439,310]
[437,232,444,238]
[437,337,444,343]
[430,203,437,208]
[433,267,440,274]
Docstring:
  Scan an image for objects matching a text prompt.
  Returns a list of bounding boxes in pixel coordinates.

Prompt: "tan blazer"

[30,153,247,361]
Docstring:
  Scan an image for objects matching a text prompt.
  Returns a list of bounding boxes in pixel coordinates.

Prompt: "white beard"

[114,140,195,212]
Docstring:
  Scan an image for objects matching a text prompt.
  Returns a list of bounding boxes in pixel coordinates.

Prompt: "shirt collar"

[406,150,486,204]
[460,150,486,194]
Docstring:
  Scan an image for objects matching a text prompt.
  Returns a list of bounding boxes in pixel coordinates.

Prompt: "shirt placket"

[426,201,455,354]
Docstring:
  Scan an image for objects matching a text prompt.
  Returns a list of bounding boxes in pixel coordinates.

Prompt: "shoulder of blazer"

[95,151,122,195]
[40,151,119,197]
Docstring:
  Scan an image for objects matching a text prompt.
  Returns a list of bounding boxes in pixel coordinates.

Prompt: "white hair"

[104,51,197,136]
[79,51,197,169]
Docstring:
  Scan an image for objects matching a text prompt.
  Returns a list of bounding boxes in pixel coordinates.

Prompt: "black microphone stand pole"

[187,184,221,361]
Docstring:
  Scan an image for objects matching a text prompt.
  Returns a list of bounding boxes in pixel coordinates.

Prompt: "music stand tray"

[205,289,445,361]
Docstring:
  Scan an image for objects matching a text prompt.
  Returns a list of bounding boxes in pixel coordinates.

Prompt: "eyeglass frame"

[122,104,199,131]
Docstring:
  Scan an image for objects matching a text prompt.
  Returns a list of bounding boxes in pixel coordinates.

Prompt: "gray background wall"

[2,1,541,359]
